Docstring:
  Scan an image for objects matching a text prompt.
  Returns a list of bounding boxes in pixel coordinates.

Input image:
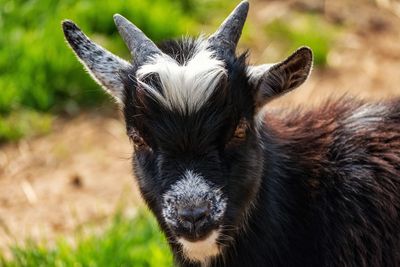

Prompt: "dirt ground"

[1,0,400,252]
[0,113,143,251]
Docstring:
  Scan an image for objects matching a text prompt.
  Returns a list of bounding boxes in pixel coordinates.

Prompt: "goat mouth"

[171,219,221,242]
[179,229,214,242]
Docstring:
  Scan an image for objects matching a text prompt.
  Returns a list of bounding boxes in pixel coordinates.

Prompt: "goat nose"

[178,204,209,225]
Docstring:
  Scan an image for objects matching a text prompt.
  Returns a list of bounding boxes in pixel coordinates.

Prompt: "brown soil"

[0,113,143,252]
[1,0,400,252]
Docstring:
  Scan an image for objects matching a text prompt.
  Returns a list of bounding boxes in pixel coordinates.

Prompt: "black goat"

[62,1,400,266]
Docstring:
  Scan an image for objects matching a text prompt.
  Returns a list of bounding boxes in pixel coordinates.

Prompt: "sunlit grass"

[0,1,340,142]
[0,0,236,142]
[0,109,53,143]
[0,211,173,267]
[0,0,198,114]
[265,12,341,66]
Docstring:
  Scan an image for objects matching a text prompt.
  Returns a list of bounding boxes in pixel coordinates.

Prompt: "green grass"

[0,0,199,115]
[0,211,173,267]
[0,110,53,143]
[265,12,340,66]
[0,1,336,143]
[0,0,235,143]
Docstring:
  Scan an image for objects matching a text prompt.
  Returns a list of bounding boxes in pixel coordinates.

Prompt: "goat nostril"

[178,204,210,224]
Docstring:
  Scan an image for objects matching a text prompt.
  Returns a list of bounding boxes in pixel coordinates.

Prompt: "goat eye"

[128,129,148,150]
[234,119,247,139]
[227,118,248,146]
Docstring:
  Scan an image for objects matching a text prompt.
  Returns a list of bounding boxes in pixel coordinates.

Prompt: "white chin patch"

[178,230,220,263]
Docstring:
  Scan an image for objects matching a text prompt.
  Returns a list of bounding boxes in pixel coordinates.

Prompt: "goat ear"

[62,20,131,104]
[248,47,313,108]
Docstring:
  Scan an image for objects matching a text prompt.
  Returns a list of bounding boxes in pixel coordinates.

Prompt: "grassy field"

[0,0,337,143]
[0,0,234,142]
[0,211,173,267]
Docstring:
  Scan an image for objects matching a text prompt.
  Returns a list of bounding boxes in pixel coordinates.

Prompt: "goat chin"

[178,230,220,263]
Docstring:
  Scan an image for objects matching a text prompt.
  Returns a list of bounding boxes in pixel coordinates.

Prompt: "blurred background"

[0,0,400,265]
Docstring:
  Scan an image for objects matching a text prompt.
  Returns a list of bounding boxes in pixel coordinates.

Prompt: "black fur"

[121,38,400,267]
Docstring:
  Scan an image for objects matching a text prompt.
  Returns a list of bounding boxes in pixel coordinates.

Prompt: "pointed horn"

[208,1,249,58]
[62,20,130,102]
[113,14,162,66]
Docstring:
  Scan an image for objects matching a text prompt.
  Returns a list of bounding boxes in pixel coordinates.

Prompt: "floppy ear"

[247,47,313,108]
[62,20,131,104]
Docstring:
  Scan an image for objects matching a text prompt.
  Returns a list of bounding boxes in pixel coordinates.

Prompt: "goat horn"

[113,14,162,66]
[208,0,249,58]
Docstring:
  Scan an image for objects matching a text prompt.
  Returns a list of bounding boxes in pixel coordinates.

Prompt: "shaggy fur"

[122,39,400,266]
[63,8,400,267]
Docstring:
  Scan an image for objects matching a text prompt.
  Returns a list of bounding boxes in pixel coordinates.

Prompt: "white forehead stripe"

[178,230,220,263]
[136,40,226,113]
